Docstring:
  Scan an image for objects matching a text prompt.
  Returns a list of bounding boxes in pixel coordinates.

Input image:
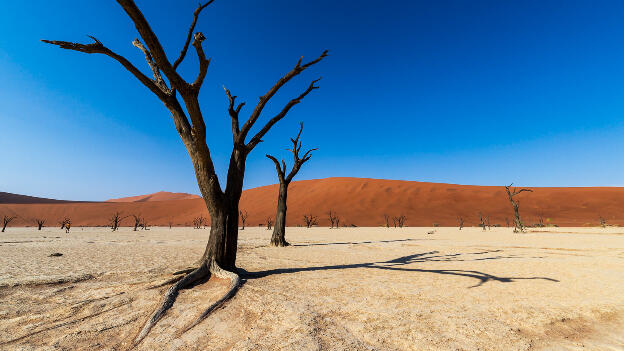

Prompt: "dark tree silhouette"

[486,215,491,230]
[599,216,607,228]
[42,1,327,341]
[110,212,127,232]
[328,210,339,229]
[393,215,407,228]
[303,214,318,228]
[478,213,486,231]
[266,123,316,247]
[58,217,71,231]
[384,214,390,228]
[193,216,206,229]
[266,216,273,230]
[458,216,464,230]
[131,214,142,231]
[239,210,248,230]
[2,215,17,232]
[504,184,533,233]
[34,218,46,230]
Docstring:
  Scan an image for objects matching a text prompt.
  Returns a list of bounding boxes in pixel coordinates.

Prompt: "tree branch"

[172,1,215,70]
[246,78,322,151]
[116,0,187,91]
[266,154,285,181]
[132,38,170,94]
[239,50,328,143]
[41,36,169,101]
[191,32,210,90]
[224,86,246,145]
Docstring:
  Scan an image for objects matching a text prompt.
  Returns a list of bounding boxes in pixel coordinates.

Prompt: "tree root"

[180,261,241,333]
[134,261,240,345]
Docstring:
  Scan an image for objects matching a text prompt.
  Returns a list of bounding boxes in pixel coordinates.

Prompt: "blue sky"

[1,0,624,200]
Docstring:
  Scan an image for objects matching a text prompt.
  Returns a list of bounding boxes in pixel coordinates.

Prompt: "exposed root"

[147,275,184,290]
[181,261,241,333]
[134,265,209,345]
[134,261,241,345]
[172,267,197,276]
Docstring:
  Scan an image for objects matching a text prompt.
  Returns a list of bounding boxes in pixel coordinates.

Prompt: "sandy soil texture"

[0,226,623,350]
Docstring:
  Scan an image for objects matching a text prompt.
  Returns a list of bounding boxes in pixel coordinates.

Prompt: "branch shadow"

[292,238,432,247]
[239,250,558,289]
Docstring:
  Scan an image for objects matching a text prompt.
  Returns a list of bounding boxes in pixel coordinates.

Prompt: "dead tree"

[140,217,149,230]
[458,216,463,230]
[2,215,17,232]
[505,217,510,228]
[266,123,316,247]
[34,218,46,230]
[303,214,318,228]
[393,215,407,228]
[193,216,206,229]
[479,213,486,231]
[328,210,338,229]
[486,216,491,230]
[266,216,273,230]
[239,210,248,230]
[599,216,607,228]
[131,214,142,231]
[58,217,71,232]
[43,0,327,342]
[384,214,390,228]
[110,212,126,231]
[504,184,533,233]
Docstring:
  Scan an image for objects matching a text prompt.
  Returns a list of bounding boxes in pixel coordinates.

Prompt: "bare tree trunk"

[504,184,533,233]
[42,0,327,343]
[271,182,289,247]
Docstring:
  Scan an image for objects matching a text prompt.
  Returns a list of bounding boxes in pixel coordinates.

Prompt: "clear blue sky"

[1,0,624,201]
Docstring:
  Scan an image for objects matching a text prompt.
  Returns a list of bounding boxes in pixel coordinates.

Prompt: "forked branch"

[239,50,328,145]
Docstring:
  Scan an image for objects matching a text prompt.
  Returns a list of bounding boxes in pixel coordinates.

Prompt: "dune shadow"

[239,250,558,288]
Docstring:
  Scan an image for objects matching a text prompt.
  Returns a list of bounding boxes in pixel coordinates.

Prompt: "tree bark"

[271,182,289,247]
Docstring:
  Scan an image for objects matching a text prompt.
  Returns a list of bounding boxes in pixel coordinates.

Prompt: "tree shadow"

[292,238,432,247]
[239,250,558,288]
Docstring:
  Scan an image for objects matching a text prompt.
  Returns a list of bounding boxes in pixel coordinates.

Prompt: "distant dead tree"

[193,216,206,229]
[303,214,318,228]
[504,184,533,233]
[131,214,142,231]
[486,216,491,230]
[599,216,607,228]
[140,217,149,230]
[536,213,545,228]
[34,218,47,230]
[505,217,510,228]
[384,214,390,228]
[478,213,486,231]
[58,217,71,231]
[393,215,407,228]
[2,215,17,232]
[43,0,327,342]
[110,212,127,231]
[266,216,273,230]
[266,122,316,247]
[458,216,464,230]
[239,210,248,230]
[328,210,338,229]
[168,220,173,229]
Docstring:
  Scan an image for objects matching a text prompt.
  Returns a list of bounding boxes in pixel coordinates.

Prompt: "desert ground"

[1,226,623,350]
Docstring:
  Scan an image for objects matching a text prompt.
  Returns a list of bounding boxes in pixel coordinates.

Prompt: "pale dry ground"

[1,226,623,351]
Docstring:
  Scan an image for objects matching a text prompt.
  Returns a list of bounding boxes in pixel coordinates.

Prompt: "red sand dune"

[1,177,624,228]
[106,191,201,202]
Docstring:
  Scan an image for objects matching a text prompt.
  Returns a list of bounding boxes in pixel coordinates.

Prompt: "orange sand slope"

[106,191,201,202]
[1,177,624,227]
